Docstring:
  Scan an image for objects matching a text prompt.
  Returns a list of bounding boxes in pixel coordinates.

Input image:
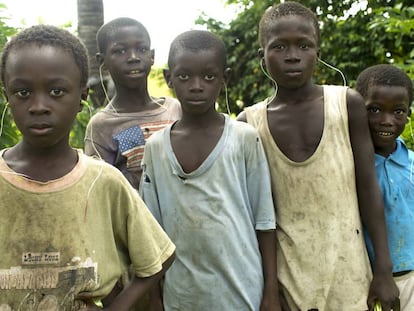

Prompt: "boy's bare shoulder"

[231,118,262,143]
[237,100,268,122]
[346,87,365,108]
[237,110,247,122]
[158,96,182,117]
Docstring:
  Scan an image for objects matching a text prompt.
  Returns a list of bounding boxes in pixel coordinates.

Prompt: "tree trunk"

[77,0,108,107]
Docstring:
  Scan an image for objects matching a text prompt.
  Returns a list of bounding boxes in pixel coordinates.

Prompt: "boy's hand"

[79,305,101,311]
[260,293,282,311]
[77,300,104,311]
[367,272,399,311]
[148,298,164,311]
[278,290,291,311]
[76,292,106,311]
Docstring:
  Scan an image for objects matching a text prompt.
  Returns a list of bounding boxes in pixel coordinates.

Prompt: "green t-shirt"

[0,150,175,310]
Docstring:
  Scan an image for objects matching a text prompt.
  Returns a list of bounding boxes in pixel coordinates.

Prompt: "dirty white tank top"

[245,85,372,310]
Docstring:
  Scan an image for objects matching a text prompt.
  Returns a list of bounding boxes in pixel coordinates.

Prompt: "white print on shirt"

[0,257,97,290]
[22,252,60,265]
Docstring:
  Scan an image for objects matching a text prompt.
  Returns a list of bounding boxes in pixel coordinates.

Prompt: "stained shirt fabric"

[140,115,276,311]
[245,85,372,311]
[365,138,414,273]
[0,150,175,310]
[84,97,181,189]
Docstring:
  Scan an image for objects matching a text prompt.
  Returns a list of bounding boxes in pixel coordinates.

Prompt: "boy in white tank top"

[238,2,398,310]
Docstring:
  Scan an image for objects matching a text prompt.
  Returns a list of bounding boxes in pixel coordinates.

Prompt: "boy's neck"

[111,83,159,113]
[270,82,321,106]
[375,141,398,158]
[178,109,223,129]
[3,141,78,182]
[110,93,159,113]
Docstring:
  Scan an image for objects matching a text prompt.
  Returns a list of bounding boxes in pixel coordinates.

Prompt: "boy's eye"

[49,89,65,97]
[367,107,380,113]
[114,48,126,54]
[205,74,215,81]
[15,89,31,98]
[272,44,284,50]
[178,74,189,81]
[299,43,309,49]
[138,47,148,53]
[395,109,406,115]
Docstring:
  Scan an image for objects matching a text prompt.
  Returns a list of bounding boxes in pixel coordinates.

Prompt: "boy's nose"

[28,96,51,114]
[379,114,394,125]
[285,47,300,61]
[127,50,140,62]
[189,78,203,92]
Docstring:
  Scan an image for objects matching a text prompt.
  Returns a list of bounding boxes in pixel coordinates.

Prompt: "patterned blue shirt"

[365,138,414,273]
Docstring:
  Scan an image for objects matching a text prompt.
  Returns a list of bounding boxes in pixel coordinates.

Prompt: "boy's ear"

[257,48,264,59]
[2,87,8,102]
[150,49,155,65]
[163,69,173,88]
[317,49,321,59]
[408,109,412,123]
[96,52,105,68]
[79,87,89,112]
[223,67,231,84]
[258,48,266,69]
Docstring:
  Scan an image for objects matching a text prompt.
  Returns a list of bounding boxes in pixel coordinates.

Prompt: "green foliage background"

[0,4,19,148]
[196,0,414,148]
[0,1,413,149]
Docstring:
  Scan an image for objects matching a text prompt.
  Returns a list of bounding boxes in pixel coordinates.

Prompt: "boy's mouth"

[30,123,51,129]
[284,70,302,77]
[128,69,141,74]
[377,131,394,137]
[29,123,52,134]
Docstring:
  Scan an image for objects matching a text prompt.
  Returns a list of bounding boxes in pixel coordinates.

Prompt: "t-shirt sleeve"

[84,115,101,156]
[98,146,172,278]
[244,127,276,231]
[84,114,116,165]
[127,192,175,278]
[139,141,163,225]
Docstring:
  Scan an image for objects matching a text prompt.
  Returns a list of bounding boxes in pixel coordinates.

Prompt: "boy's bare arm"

[346,88,398,310]
[78,252,175,311]
[148,279,164,311]
[257,230,282,311]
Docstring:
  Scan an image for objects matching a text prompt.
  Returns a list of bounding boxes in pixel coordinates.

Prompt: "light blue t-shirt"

[365,138,414,273]
[140,114,276,311]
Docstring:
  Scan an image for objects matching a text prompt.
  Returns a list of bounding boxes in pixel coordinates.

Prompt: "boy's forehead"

[367,85,410,104]
[171,48,224,69]
[268,15,317,38]
[9,44,73,63]
[107,25,150,43]
[6,45,81,78]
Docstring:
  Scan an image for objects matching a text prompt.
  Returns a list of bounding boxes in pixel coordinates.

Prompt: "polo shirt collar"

[375,137,410,168]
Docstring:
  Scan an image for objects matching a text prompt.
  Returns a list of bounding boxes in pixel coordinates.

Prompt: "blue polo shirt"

[365,138,414,273]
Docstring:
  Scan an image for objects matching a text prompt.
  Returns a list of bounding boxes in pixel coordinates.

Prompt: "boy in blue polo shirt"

[356,64,414,310]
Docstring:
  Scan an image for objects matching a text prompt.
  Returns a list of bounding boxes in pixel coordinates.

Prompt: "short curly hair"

[259,1,320,48]
[356,64,413,107]
[96,17,150,54]
[1,24,89,87]
[167,30,227,70]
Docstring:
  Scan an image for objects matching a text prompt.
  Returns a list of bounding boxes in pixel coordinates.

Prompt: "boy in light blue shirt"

[356,64,414,310]
[140,30,281,311]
